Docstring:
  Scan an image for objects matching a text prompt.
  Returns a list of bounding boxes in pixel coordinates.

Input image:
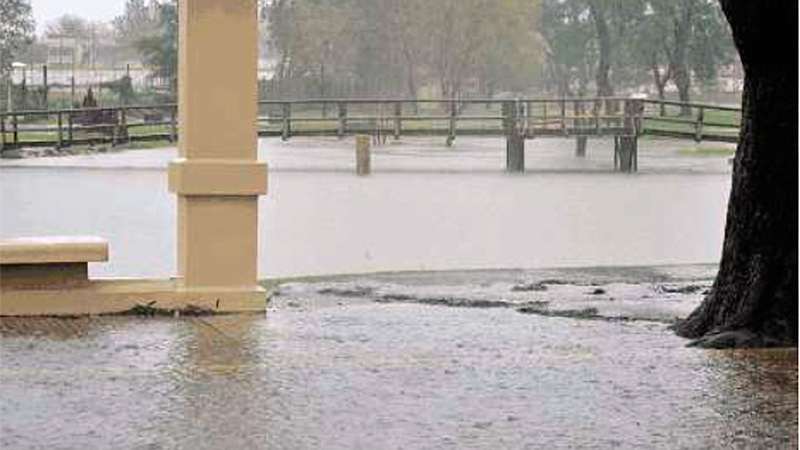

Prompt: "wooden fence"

[0,97,741,153]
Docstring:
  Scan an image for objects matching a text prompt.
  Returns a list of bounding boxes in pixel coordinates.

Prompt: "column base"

[0,278,267,316]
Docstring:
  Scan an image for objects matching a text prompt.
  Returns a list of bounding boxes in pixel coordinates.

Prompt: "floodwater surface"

[0,137,732,278]
[2,137,794,449]
[1,268,797,449]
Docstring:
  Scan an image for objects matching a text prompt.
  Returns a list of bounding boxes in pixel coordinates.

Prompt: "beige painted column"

[169,0,267,304]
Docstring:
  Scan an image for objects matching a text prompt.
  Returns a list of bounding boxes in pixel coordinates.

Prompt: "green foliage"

[541,0,735,99]
[0,0,34,83]
[131,1,177,95]
[268,0,542,99]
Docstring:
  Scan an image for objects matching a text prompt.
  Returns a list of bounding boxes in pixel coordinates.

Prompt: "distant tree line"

[3,0,737,109]
[265,0,542,100]
[541,0,736,109]
[268,0,734,104]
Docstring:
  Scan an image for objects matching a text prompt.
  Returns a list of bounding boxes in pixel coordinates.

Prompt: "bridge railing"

[0,97,741,153]
[640,99,741,143]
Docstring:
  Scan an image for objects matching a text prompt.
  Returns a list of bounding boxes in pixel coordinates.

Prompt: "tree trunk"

[674,0,797,348]
[651,58,670,116]
[674,66,692,116]
[588,1,613,98]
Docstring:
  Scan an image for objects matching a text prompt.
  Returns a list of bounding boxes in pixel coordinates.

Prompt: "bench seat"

[0,237,108,288]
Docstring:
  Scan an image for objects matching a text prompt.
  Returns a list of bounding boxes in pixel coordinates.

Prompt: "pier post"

[168,0,267,306]
[615,99,641,172]
[356,134,371,175]
[503,101,525,173]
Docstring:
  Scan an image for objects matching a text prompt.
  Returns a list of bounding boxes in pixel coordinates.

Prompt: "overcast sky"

[32,0,127,33]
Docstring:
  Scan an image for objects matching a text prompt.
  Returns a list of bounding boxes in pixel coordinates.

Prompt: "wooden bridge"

[0,97,740,172]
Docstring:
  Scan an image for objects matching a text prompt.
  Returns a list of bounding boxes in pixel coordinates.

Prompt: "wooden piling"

[503,101,525,173]
[694,106,704,142]
[616,99,640,173]
[355,134,371,175]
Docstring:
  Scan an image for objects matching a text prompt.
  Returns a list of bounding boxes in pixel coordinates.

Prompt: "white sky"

[32,0,127,34]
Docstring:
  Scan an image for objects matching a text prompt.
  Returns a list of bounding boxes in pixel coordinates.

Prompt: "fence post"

[170,105,177,143]
[120,106,128,143]
[560,98,567,135]
[57,111,63,148]
[42,65,48,110]
[1,114,6,151]
[12,113,18,147]
[112,108,119,146]
[393,102,402,140]
[282,102,291,141]
[337,102,346,138]
[575,100,587,157]
[68,112,74,147]
[503,100,524,173]
[594,99,601,134]
[446,100,457,146]
[542,101,548,131]
[694,106,705,143]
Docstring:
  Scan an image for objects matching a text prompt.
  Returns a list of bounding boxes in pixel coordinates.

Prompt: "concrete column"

[168,0,267,302]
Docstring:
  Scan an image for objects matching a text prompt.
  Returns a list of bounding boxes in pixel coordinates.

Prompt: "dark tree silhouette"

[675,0,797,348]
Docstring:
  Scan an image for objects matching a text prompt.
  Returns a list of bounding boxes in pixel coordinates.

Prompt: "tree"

[114,0,160,42]
[674,0,797,348]
[0,0,34,111]
[631,0,733,115]
[133,1,177,95]
[541,0,595,97]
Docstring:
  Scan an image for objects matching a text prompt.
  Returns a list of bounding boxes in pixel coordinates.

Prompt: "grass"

[677,145,735,156]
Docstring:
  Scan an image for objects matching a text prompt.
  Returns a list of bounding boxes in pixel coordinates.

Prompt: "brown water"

[1,269,797,449]
[2,137,795,449]
[0,137,731,278]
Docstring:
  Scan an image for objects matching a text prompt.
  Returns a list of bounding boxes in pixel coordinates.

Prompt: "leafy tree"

[114,0,160,42]
[132,1,177,96]
[631,0,733,114]
[267,0,541,99]
[0,0,34,111]
[541,0,595,97]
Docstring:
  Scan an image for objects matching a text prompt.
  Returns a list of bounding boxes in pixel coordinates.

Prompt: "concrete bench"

[0,237,108,288]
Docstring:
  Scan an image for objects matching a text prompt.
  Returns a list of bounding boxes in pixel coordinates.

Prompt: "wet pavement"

[1,268,797,449]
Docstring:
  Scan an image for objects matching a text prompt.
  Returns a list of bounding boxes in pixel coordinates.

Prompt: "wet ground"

[1,267,797,449]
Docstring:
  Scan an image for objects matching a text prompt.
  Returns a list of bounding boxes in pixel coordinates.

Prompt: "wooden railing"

[0,97,741,153]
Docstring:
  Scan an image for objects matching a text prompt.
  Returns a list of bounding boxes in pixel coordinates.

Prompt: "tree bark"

[588,1,613,98]
[674,0,797,348]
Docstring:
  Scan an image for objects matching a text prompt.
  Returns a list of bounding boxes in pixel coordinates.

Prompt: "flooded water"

[1,138,797,448]
[0,136,732,278]
[1,268,797,449]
